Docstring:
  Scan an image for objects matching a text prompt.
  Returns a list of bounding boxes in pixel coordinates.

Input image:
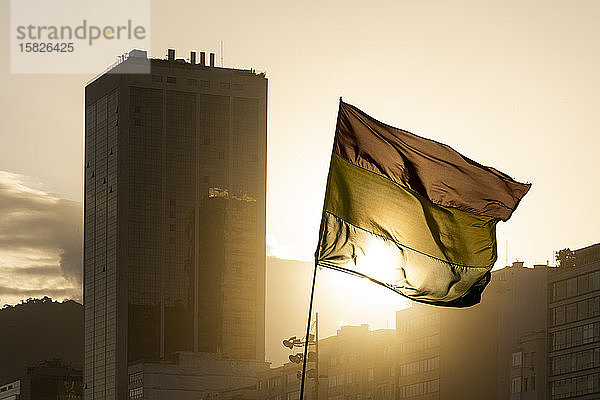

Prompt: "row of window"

[551,322,600,351]
[128,371,143,387]
[150,74,245,91]
[551,373,599,399]
[397,379,439,398]
[329,370,374,388]
[129,387,142,399]
[398,356,439,377]
[551,348,600,375]
[266,392,299,400]
[551,271,600,301]
[398,314,440,333]
[511,376,536,393]
[512,350,537,367]
[550,296,600,326]
[400,334,440,354]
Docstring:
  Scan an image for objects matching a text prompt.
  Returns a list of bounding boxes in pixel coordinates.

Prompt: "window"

[512,352,522,367]
[511,377,521,393]
[151,75,162,82]
[129,387,143,399]
[220,81,230,89]
[166,76,176,83]
[186,78,197,86]
[128,371,143,386]
[286,373,295,384]
[553,306,565,325]
[553,281,566,301]
[368,368,374,382]
[286,391,299,400]
[567,278,578,297]
[397,379,439,398]
[329,377,336,388]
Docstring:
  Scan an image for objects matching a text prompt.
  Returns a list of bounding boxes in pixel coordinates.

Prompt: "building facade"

[0,360,82,400]
[84,49,267,399]
[0,381,19,400]
[547,244,600,400]
[257,362,305,400]
[127,352,268,400]
[320,325,396,400]
[258,325,396,400]
[395,262,548,400]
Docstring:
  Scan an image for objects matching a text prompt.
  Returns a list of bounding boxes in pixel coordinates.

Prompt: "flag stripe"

[316,211,492,307]
[323,153,498,268]
[334,101,531,221]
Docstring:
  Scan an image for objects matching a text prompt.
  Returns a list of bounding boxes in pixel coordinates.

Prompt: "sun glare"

[316,239,410,333]
[355,239,406,285]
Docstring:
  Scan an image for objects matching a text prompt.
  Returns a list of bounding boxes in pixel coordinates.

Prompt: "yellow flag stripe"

[323,153,498,268]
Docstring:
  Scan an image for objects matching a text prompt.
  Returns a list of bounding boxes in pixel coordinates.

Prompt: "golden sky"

[0,0,599,355]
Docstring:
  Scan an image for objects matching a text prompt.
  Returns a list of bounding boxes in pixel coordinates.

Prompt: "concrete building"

[0,381,20,400]
[319,325,396,400]
[84,48,267,399]
[257,362,305,400]
[258,325,396,400]
[547,244,600,400]
[396,304,441,400]
[0,360,82,400]
[127,352,268,400]
[395,262,548,400]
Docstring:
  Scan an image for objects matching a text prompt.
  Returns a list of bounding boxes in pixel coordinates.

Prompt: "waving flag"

[315,100,530,307]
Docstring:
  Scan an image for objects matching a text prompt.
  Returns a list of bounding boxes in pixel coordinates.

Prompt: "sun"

[355,239,406,286]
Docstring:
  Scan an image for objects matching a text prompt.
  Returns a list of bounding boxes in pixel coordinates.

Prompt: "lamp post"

[282,312,320,400]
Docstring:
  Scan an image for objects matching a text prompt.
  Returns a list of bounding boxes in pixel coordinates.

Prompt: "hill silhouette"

[0,297,83,384]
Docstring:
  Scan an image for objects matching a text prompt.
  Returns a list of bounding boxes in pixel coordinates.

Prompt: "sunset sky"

[1,0,600,362]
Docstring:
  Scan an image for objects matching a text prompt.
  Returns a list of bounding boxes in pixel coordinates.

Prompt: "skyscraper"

[84,49,267,399]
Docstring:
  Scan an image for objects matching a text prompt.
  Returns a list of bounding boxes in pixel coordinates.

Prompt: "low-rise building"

[0,359,81,400]
[127,352,269,400]
[0,381,20,400]
[395,262,548,400]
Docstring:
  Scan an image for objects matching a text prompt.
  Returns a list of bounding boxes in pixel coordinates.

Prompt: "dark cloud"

[0,285,76,298]
[0,172,82,302]
[1,265,62,277]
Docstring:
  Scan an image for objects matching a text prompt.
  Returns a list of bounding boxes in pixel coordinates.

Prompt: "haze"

[1,0,599,364]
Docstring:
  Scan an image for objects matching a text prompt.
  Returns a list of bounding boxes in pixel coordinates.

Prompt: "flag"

[315,100,530,307]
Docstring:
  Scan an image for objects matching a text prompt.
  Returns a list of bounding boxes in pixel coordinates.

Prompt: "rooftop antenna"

[220,41,224,67]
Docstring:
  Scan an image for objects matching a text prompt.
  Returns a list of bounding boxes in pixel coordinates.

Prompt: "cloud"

[266,234,312,261]
[0,171,82,305]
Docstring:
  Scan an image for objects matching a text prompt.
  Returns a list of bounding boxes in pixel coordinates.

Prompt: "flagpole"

[300,96,340,400]
[299,260,318,400]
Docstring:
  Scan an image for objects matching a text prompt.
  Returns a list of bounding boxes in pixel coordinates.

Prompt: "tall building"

[84,49,267,399]
[395,262,548,400]
[547,244,600,400]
